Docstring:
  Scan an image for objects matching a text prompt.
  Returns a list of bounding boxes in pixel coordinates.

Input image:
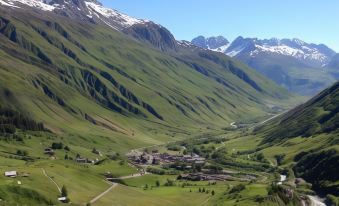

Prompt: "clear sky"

[101,0,339,52]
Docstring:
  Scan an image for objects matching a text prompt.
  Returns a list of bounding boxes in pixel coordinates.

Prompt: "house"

[5,171,17,177]
[44,148,54,155]
[58,197,67,202]
[75,157,94,164]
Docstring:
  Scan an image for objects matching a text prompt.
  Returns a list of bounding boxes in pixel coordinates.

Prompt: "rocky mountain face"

[0,0,180,51]
[191,36,229,52]
[191,35,338,96]
[225,37,336,67]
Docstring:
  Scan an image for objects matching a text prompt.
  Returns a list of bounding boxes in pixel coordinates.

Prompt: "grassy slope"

[0,8,298,153]
[248,81,339,196]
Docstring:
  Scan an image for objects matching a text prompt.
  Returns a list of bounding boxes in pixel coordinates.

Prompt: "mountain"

[191,36,229,52]
[328,54,339,68]
[255,81,339,195]
[0,0,149,30]
[0,0,297,153]
[191,36,338,96]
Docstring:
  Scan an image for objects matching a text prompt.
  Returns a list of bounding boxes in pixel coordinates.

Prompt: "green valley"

[0,0,337,206]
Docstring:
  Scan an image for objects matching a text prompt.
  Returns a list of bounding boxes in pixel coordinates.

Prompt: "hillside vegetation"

[0,8,297,152]
[254,81,339,196]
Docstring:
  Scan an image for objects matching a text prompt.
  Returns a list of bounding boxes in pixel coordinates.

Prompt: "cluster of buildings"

[127,150,206,167]
[44,147,99,164]
[178,172,256,182]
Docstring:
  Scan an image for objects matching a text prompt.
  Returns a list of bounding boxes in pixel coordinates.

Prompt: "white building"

[5,171,17,177]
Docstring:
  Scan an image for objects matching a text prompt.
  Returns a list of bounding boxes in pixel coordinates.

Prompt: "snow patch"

[0,0,20,7]
[9,0,55,11]
[84,1,147,27]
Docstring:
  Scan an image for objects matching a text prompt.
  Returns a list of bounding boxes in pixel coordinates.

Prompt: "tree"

[156,180,160,187]
[274,154,286,166]
[51,142,63,150]
[64,154,69,160]
[61,185,68,197]
[211,190,215,196]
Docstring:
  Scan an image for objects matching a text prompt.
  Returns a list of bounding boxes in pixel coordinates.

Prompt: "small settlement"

[127,150,206,168]
[126,150,258,182]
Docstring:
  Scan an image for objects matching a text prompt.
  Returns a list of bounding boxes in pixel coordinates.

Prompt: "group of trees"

[0,107,44,134]
[16,149,28,156]
[198,187,215,195]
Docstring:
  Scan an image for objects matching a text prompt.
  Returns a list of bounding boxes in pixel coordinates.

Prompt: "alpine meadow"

[0,1,338,206]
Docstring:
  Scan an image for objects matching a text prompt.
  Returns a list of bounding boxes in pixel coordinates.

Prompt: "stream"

[307,195,326,206]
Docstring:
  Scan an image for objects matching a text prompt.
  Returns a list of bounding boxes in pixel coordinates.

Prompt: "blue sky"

[101,0,339,51]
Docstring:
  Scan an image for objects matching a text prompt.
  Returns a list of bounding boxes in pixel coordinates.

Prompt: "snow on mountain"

[84,1,147,28]
[191,36,336,66]
[0,0,147,30]
[248,38,333,64]
[0,0,53,10]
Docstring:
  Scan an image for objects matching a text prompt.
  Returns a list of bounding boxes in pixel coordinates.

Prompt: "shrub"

[229,184,246,194]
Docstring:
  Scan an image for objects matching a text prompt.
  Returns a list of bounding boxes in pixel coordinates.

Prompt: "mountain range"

[0,1,338,205]
[192,36,339,96]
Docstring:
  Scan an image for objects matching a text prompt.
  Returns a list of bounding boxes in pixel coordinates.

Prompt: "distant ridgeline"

[0,106,45,134]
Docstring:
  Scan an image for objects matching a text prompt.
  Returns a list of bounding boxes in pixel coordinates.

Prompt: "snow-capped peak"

[84,1,147,28]
[0,0,54,10]
[0,0,148,30]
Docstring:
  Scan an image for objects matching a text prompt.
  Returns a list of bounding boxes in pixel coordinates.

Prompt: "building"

[44,148,54,155]
[5,171,17,177]
[75,157,94,164]
[58,197,67,202]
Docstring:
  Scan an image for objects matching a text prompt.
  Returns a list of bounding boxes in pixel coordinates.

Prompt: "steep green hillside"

[257,81,339,144]
[254,81,339,196]
[0,8,296,152]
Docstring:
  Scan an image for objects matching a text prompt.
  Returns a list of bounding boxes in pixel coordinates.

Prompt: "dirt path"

[89,183,117,204]
[42,168,61,193]
[216,141,225,150]
[200,196,212,205]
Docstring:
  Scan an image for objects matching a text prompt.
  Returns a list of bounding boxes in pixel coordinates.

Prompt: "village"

[125,150,258,182]
[126,150,206,168]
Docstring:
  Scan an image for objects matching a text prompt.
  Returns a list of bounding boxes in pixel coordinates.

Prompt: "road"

[249,111,287,129]
[229,111,286,130]
[89,183,117,204]
[42,168,61,193]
